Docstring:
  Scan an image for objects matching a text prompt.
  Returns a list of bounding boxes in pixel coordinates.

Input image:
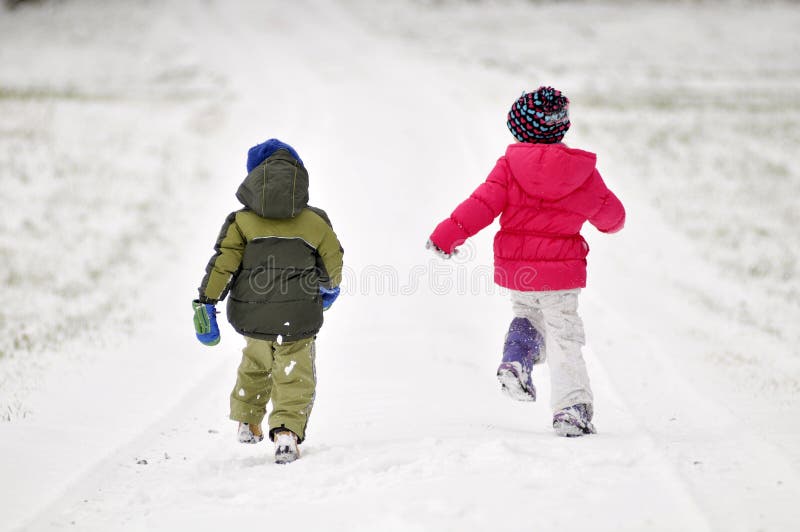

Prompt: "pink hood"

[505,143,597,201]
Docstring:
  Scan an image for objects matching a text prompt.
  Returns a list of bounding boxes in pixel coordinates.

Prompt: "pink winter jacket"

[430,143,625,291]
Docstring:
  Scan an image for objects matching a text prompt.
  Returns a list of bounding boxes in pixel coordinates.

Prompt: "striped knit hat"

[507,87,570,143]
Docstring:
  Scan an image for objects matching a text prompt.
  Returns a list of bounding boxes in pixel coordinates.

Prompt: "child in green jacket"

[193,139,343,464]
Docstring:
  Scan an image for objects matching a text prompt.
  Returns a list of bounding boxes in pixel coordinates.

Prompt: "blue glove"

[192,300,220,346]
[320,286,340,311]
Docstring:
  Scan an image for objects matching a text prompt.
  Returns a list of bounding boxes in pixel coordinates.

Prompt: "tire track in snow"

[584,288,800,531]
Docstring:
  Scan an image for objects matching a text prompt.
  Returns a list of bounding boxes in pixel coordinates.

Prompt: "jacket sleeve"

[198,211,246,303]
[429,158,509,254]
[587,170,626,233]
[317,225,344,289]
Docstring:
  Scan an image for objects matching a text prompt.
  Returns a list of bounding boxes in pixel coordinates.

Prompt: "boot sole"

[553,420,596,437]
[275,449,299,464]
[274,431,300,464]
[237,426,264,444]
[497,367,536,402]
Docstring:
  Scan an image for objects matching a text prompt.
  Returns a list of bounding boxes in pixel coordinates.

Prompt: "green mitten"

[192,300,220,346]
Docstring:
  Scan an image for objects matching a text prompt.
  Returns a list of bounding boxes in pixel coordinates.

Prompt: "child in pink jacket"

[428,87,625,436]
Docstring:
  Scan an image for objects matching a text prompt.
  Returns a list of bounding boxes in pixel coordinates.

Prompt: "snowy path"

[21,345,712,532]
[1,1,798,531]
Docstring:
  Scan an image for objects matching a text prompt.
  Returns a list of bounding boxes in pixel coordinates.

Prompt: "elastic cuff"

[430,218,467,255]
[600,215,625,234]
[269,422,306,444]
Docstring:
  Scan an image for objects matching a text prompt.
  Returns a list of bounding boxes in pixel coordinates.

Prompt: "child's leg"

[229,336,274,426]
[510,293,548,364]
[538,289,593,411]
[497,315,543,401]
[267,337,316,443]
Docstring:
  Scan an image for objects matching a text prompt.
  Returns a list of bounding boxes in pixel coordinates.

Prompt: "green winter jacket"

[198,150,343,341]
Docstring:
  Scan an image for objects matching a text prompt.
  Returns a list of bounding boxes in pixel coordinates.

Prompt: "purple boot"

[497,317,542,401]
[553,403,596,437]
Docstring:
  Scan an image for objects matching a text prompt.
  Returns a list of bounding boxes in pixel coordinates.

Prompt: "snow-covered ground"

[1,1,798,530]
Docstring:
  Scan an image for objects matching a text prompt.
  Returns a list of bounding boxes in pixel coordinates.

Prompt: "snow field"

[1,1,799,531]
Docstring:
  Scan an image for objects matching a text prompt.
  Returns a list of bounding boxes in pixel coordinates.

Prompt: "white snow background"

[1,0,798,530]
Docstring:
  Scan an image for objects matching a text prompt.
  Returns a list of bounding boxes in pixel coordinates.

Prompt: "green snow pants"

[229,336,316,443]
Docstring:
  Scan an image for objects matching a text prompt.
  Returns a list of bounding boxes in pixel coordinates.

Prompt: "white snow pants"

[510,289,593,411]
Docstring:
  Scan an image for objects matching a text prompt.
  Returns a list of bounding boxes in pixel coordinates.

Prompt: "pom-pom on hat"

[507,87,570,144]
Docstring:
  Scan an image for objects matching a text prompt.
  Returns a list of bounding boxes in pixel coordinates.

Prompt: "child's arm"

[587,170,626,233]
[316,226,343,311]
[198,212,246,302]
[317,225,344,289]
[429,158,509,254]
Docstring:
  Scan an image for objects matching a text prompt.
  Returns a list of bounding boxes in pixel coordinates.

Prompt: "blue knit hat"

[507,87,570,143]
[246,138,303,173]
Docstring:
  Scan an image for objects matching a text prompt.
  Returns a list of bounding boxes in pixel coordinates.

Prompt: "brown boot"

[237,422,264,444]
[274,430,300,464]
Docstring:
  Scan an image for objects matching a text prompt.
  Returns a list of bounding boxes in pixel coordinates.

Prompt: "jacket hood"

[505,143,596,200]
[236,149,309,219]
